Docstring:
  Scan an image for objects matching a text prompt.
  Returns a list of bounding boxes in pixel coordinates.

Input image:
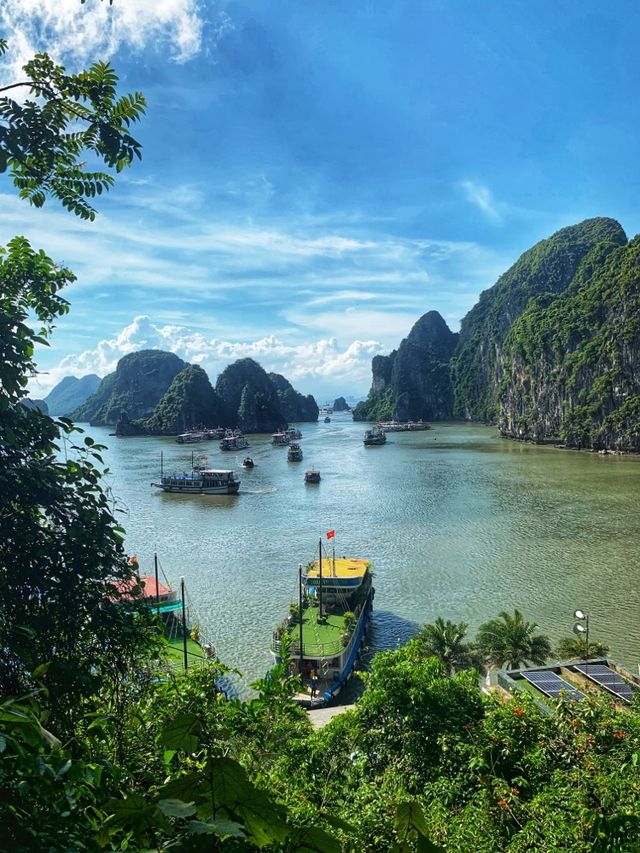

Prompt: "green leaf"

[209,757,289,847]
[157,798,197,818]
[187,819,245,838]
[160,713,202,752]
[395,801,443,851]
[288,826,342,852]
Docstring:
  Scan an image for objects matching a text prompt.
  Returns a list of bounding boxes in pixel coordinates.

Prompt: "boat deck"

[304,557,369,582]
[295,605,348,657]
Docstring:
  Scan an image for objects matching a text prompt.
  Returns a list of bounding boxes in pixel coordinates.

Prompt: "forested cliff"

[355,217,640,451]
[72,352,318,435]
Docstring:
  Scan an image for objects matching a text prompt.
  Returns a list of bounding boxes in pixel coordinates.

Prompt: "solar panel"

[573,664,635,703]
[521,670,585,701]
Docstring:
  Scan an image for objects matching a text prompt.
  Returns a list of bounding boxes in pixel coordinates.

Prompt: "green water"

[87,417,640,689]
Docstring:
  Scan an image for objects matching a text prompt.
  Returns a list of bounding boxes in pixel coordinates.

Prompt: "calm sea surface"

[83,417,640,690]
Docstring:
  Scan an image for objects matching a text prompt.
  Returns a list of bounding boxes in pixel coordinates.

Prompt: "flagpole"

[332,542,336,577]
[318,537,323,620]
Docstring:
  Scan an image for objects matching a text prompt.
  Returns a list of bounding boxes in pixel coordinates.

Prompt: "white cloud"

[0,0,208,82]
[32,315,388,398]
[459,180,503,223]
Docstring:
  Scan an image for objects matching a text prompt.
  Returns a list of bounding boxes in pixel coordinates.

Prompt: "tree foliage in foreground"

[0,38,145,220]
[0,39,154,735]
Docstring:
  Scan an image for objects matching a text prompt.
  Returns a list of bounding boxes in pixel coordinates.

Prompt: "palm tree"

[555,636,609,661]
[417,617,474,675]
[475,609,552,671]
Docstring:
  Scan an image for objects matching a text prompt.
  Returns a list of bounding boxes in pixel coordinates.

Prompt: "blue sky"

[2,0,639,399]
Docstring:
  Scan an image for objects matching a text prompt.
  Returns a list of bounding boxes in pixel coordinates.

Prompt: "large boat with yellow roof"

[271,539,375,707]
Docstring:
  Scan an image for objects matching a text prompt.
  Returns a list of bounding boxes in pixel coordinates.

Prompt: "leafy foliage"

[475,609,552,670]
[0,48,145,220]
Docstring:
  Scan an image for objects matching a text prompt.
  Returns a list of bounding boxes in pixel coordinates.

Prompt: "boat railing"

[272,612,365,659]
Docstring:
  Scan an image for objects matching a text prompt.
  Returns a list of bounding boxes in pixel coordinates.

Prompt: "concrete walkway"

[307,703,353,730]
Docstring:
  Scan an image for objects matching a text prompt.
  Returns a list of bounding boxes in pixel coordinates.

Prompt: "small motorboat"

[324,416,331,423]
[242,456,255,468]
[304,469,321,483]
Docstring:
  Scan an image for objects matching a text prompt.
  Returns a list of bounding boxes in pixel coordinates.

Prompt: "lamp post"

[573,609,589,672]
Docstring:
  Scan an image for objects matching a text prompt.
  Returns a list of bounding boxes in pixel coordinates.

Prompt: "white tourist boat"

[152,468,240,495]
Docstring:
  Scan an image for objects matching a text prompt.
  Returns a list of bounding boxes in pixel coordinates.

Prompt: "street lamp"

[573,609,589,670]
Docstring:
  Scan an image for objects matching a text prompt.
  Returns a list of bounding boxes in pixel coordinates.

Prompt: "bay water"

[84,416,640,690]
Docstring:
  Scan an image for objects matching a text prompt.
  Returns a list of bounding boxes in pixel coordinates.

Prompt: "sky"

[2,0,640,401]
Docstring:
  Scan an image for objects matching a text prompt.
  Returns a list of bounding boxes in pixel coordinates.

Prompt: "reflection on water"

[87,417,640,692]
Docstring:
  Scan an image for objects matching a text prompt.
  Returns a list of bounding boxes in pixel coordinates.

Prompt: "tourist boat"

[176,431,206,444]
[272,432,290,446]
[286,427,303,440]
[363,426,386,445]
[288,442,303,462]
[220,433,249,451]
[114,556,215,667]
[270,542,374,707]
[376,420,430,432]
[304,469,321,484]
[242,456,254,468]
[152,467,240,495]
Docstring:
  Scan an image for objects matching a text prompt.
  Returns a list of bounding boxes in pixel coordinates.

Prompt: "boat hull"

[272,584,374,708]
[153,482,240,495]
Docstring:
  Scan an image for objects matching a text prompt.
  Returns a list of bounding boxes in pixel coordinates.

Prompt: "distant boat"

[363,426,386,446]
[242,456,254,468]
[304,469,321,484]
[176,431,206,444]
[288,442,303,462]
[220,432,249,451]
[376,420,430,432]
[324,416,331,423]
[272,432,290,446]
[287,427,303,440]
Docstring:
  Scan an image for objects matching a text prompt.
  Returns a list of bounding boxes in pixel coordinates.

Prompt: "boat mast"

[161,451,164,477]
[180,576,188,671]
[318,538,323,619]
[154,552,161,616]
[298,563,304,674]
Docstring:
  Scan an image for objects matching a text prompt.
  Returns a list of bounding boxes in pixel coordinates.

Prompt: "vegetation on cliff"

[142,364,229,435]
[354,312,457,422]
[216,358,287,433]
[501,236,640,450]
[451,217,627,422]
[269,372,319,422]
[71,350,186,425]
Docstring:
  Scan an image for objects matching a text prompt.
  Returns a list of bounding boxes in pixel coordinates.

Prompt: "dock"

[307,703,353,730]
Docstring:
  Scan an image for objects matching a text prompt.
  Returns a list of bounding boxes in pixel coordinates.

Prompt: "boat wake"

[241,486,278,495]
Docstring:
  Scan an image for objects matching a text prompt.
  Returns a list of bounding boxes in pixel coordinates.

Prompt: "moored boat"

[114,556,216,667]
[304,469,321,484]
[287,442,303,461]
[176,431,206,443]
[272,432,290,446]
[270,540,374,707]
[363,426,386,445]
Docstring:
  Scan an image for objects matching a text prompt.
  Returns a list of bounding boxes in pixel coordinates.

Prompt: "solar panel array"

[521,670,585,701]
[573,663,635,703]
